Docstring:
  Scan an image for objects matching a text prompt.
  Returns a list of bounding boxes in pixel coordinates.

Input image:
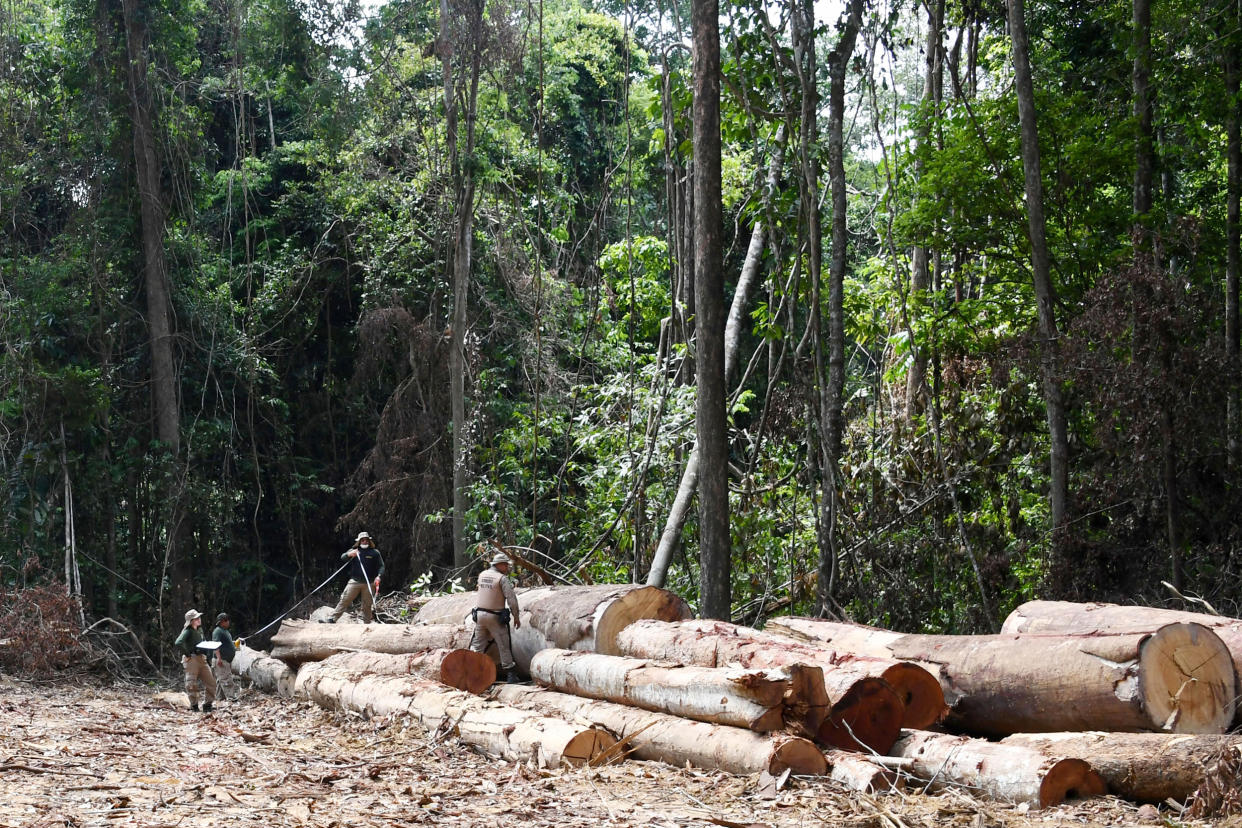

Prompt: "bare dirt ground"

[0,672,1220,828]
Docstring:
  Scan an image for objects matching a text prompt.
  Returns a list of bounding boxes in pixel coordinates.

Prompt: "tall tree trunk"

[905,0,944,420]
[691,0,729,620]
[443,0,484,569]
[1132,0,1153,220]
[1225,12,1240,471]
[816,0,864,614]
[1007,0,1069,540]
[119,0,189,617]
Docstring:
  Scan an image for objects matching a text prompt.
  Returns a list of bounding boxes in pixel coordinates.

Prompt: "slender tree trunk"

[119,0,189,616]
[1225,18,1240,470]
[1132,0,1153,220]
[816,0,864,614]
[443,0,484,569]
[906,0,944,420]
[690,0,729,620]
[1007,0,1069,539]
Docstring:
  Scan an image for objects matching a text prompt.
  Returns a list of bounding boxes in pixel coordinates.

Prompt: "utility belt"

[472,607,511,625]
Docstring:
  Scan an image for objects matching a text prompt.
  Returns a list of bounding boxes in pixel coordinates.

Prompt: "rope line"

[241,560,351,640]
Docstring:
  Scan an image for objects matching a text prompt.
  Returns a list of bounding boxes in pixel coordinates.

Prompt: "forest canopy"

[2,0,1240,655]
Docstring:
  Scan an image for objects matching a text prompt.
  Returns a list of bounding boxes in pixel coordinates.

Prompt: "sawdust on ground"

[0,673,1219,828]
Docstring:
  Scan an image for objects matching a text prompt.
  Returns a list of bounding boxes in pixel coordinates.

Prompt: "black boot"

[505,670,521,684]
[189,701,199,712]
[202,702,213,713]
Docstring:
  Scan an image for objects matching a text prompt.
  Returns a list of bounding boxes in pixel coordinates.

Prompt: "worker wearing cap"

[469,552,522,683]
[326,531,385,623]
[211,613,240,701]
[174,609,217,712]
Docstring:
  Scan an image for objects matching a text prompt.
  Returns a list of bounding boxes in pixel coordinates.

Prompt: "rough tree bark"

[528,648,828,735]
[613,619,908,753]
[762,616,1236,735]
[493,684,828,776]
[1002,599,1242,724]
[689,0,729,620]
[269,619,471,665]
[233,644,297,697]
[297,648,496,695]
[1002,731,1242,803]
[890,730,1106,808]
[300,674,616,767]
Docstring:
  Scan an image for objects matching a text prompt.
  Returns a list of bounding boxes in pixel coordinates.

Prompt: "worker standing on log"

[174,609,217,712]
[325,531,384,623]
[470,551,522,683]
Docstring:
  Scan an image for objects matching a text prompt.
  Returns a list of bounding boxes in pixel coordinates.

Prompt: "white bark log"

[493,684,828,777]
[268,619,470,664]
[528,648,827,735]
[890,729,1106,808]
[233,644,297,698]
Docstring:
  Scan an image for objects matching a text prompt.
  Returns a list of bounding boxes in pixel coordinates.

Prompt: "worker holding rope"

[323,531,384,623]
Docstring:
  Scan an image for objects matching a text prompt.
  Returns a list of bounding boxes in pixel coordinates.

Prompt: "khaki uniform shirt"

[476,566,520,615]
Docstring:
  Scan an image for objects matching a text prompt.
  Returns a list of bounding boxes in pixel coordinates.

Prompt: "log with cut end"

[760,617,1236,735]
[528,648,827,735]
[492,684,828,777]
[615,619,906,753]
[890,729,1107,808]
[825,751,904,794]
[294,648,495,695]
[299,669,615,767]
[268,619,470,665]
[1003,600,1242,724]
[233,644,297,697]
[1002,731,1242,803]
[412,583,692,673]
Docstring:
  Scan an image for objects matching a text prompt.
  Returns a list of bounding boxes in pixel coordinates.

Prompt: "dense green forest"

[2,0,1240,656]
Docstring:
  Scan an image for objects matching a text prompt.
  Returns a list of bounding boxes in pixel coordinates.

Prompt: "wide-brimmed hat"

[491,552,512,565]
[355,531,371,541]
[184,609,203,624]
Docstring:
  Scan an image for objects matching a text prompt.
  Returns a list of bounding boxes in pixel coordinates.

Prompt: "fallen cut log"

[233,644,297,697]
[299,669,615,767]
[890,729,1107,808]
[528,648,827,735]
[492,684,828,777]
[1003,600,1242,724]
[268,619,470,665]
[825,751,904,794]
[294,648,496,695]
[757,617,1236,735]
[412,583,692,673]
[1002,732,1242,803]
[615,619,906,753]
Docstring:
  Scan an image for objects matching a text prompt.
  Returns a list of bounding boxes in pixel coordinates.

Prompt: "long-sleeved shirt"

[343,544,384,583]
[174,625,205,658]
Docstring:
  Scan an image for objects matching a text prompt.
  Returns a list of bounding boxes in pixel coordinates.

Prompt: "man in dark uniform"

[326,531,384,623]
[211,613,240,701]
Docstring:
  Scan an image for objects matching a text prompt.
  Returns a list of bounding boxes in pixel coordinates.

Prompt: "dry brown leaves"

[0,674,1218,828]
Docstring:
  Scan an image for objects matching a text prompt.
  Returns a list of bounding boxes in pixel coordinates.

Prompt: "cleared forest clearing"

[0,674,1189,828]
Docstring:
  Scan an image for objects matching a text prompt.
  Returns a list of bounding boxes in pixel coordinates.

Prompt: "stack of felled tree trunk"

[235,587,1242,811]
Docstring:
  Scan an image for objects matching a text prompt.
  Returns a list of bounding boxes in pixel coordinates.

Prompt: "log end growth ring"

[561,727,620,767]
[439,649,498,694]
[1037,758,1107,808]
[817,677,903,754]
[769,735,829,776]
[1140,622,1236,734]
[882,663,947,730]
[594,587,693,656]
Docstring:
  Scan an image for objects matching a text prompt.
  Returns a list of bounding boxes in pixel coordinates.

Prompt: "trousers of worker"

[331,579,374,622]
[213,658,238,700]
[469,613,515,670]
[183,654,217,704]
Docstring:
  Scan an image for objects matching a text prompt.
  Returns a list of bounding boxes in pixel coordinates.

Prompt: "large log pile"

[231,589,1242,812]
[761,616,1237,735]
